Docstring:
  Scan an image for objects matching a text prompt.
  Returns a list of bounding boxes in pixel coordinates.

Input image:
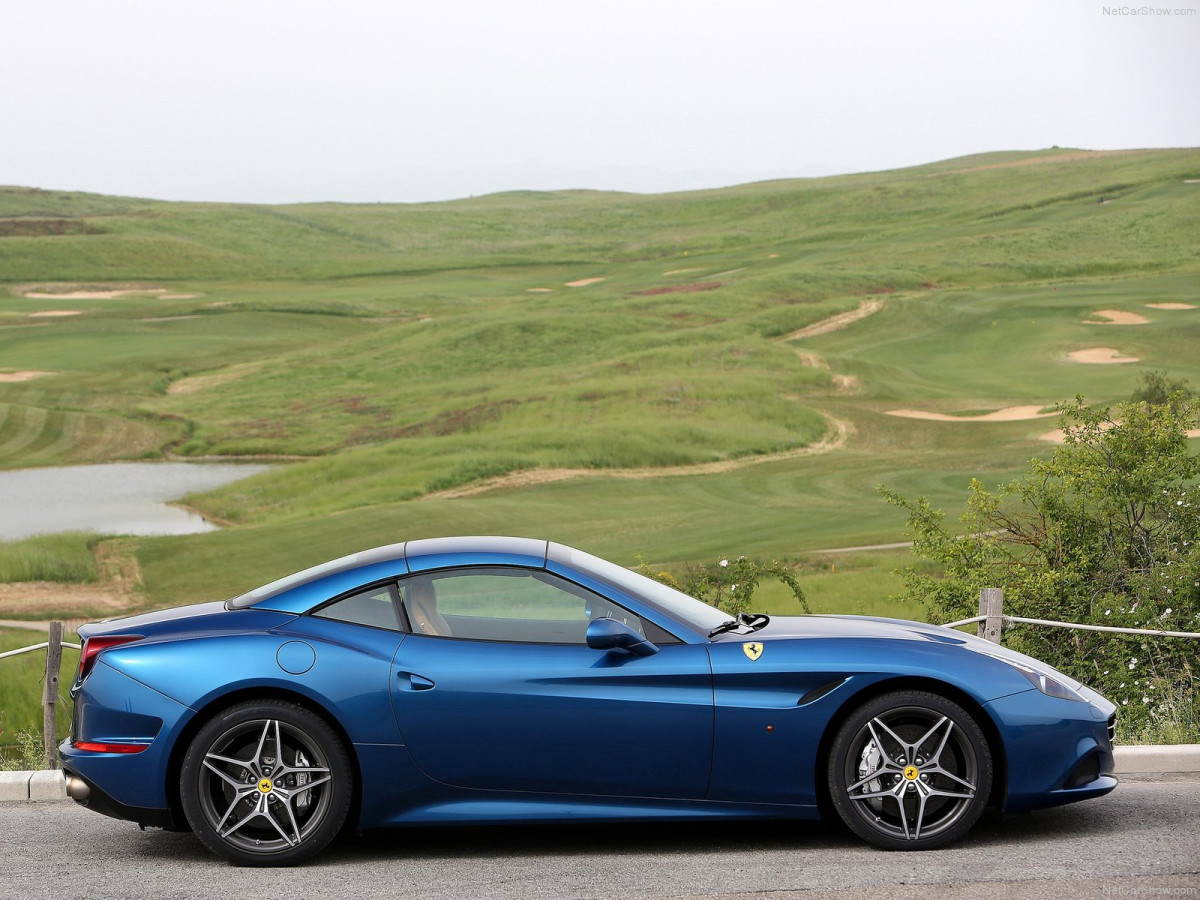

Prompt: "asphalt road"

[1,780,1198,900]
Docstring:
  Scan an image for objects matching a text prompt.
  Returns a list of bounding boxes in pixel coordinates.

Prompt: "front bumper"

[987,685,1118,812]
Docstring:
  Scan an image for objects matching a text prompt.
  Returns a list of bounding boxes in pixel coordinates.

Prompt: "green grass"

[0,532,99,583]
[1,147,1198,618]
[0,627,77,761]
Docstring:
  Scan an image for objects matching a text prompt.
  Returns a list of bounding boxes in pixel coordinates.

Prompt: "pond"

[0,462,274,541]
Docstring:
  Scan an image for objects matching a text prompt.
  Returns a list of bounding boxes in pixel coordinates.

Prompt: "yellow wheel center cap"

[257,778,273,794]
[903,765,920,781]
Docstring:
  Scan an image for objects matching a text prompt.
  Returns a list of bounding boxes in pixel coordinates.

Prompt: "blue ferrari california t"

[61,536,1117,865]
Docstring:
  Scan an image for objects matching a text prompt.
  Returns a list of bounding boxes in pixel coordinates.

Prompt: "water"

[0,462,274,541]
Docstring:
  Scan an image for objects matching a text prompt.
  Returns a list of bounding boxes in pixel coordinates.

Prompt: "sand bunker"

[663,268,703,276]
[28,309,81,318]
[526,288,553,293]
[20,285,197,301]
[887,405,1058,422]
[1068,347,1140,364]
[1083,309,1149,325]
[565,277,606,288]
[1145,303,1196,310]
[0,370,54,383]
[1040,424,1200,444]
[24,289,138,299]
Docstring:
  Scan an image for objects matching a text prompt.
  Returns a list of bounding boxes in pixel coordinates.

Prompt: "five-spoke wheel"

[180,701,352,865]
[827,690,992,849]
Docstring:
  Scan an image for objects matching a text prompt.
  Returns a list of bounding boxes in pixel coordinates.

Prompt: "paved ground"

[1,780,1197,900]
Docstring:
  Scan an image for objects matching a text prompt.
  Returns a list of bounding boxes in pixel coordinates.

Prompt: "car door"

[390,566,714,799]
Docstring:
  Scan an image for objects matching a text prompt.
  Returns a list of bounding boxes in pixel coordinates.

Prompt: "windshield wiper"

[708,618,741,637]
[708,612,770,638]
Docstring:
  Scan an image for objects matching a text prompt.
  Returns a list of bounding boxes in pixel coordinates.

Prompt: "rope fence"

[944,589,1200,642]
[0,622,79,769]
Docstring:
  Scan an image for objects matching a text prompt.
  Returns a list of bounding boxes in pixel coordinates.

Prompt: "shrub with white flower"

[636,554,808,616]
[882,390,1200,740]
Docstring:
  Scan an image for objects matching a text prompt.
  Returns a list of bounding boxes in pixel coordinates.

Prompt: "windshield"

[552,544,731,634]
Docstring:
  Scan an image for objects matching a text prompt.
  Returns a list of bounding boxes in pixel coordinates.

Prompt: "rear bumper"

[57,757,178,830]
[60,659,194,816]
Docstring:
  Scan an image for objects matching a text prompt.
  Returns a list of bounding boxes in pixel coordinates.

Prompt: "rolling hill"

[1,146,1198,614]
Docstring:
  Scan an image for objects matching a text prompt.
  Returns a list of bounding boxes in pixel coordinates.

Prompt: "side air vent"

[797,678,849,707]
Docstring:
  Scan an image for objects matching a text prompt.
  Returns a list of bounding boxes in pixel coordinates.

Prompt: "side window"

[312,584,400,631]
[399,567,648,644]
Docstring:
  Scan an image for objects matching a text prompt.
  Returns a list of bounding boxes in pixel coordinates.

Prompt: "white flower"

[718,559,728,567]
[730,584,737,592]
[1105,609,1111,616]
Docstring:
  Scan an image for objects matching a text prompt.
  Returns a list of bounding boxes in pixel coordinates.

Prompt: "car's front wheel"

[827,690,992,849]
[180,700,353,866]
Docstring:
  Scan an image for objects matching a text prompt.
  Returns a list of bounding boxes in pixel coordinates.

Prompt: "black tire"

[180,700,353,866]
[827,690,992,850]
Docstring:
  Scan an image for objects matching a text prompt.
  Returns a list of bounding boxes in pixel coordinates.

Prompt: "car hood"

[744,614,1083,689]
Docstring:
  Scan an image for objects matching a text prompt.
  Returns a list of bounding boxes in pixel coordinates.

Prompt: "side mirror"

[586,617,659,657]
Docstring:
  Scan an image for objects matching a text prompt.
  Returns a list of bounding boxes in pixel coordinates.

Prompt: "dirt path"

[779,298,884,342]
[422,415,853,500]
[0,540,141,624]
[423,300,884,501]
[0,616,87,636]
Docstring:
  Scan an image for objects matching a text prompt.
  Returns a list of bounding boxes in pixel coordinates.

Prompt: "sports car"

[61,536,1117,865]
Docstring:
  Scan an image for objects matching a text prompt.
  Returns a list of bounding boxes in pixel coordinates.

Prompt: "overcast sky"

[2,0,1197,204]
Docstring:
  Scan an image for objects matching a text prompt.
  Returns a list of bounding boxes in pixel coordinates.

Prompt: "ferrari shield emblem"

[743,642,764,661]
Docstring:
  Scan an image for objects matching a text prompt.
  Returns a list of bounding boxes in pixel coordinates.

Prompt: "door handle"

[398,672,436,691]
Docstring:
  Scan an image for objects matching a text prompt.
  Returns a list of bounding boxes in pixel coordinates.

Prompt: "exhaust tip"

[65,775,91,802]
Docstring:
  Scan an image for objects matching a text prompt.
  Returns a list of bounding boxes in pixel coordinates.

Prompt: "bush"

[0,719,45,772]
[637,554,809,616]
[880,394,1200,741]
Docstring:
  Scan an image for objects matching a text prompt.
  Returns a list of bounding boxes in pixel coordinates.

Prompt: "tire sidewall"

[827,690,993,850]
[180,700,353,866]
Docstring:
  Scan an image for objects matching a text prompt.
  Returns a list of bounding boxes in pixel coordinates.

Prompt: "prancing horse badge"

[743,642,764,661]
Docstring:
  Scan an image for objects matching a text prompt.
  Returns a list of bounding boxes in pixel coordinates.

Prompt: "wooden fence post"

[978,588,1003,644]
[42,621,64,770]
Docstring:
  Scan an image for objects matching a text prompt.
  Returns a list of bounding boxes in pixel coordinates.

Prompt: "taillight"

[72,741,150,754]
[76,635,142,682]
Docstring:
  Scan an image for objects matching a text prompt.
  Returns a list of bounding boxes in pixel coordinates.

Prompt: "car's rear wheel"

[180,700,352,866]
[827,690,992,850]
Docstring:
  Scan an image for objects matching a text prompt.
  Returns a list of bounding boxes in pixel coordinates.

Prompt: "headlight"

[980,651,1086,702]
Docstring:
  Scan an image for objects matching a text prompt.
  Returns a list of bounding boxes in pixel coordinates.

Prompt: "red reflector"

[76,634,143,682]
[73,740,150,754]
